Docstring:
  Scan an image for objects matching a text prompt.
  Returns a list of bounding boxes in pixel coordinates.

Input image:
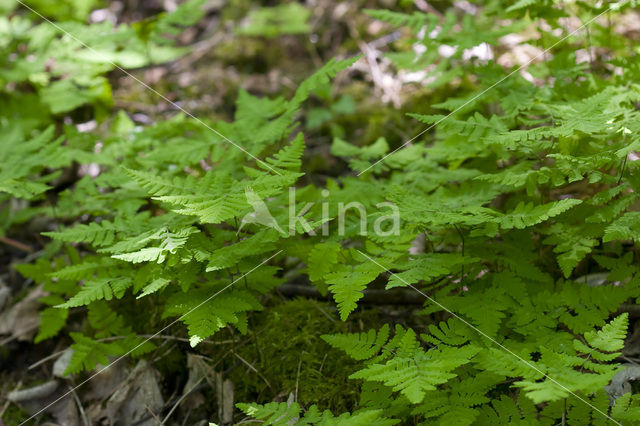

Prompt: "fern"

[322,324,390,361]
[326,324,481,403]
[34,306,69,343]
[325,262,381,320]
[237,401,397,425]
[0,126,69,200]
[515,314,628,403]
[164,289,260,346]
[236,3,311,38]
[57,277,132,308]
[5,0,640,424]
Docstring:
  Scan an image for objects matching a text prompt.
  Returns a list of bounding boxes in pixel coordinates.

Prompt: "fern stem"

[0,236,34,253]
[453,224,465,284]
[618,156,628,185]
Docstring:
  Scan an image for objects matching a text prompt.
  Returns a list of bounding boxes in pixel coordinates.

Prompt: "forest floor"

[3,1,640,425]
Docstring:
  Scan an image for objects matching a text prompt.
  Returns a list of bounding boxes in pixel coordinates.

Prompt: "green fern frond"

[57,277,132,308]
[43,221,118,246]
[496,199,582,230]
[325,264,380,320]
[164,290,259,346]
[322,324,390,361]
[35,306,69,343]
[351,345,481,404]
[364,9,432,33]
[64,332,123,376]
[237,401,396,425]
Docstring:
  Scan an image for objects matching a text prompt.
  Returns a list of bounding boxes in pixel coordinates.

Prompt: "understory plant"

[3,0,640,424]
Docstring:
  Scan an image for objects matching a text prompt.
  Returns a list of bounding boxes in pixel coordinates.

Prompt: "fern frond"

[351,345,480,403]
[495,199,582,230]
[364,9,432,33]
[604,212,640,242]
[34,306,68,343]
[387,253,479,288]
[325,264,380,320]
[322,324,390,361]
[64,332,123,375]
[237,401,396,425]
[57,277,132,308]
[575,313,628,358]
[307,241,341,285]
[289,56,360,110]
[43,221,118,246]
[258,133,306,174]
[164,290,259,346]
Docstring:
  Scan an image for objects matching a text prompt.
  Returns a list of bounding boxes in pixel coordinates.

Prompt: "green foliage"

[237,401,397,425]
[236,3,311,38]
[0,126,68,199]
[4,0,640,424]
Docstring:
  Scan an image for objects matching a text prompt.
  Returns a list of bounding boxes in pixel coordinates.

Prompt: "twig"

[0,324,39,345]
[295,357,303,402]
[318,353,328,373]
[231,351,271,389]
[622,356,640,366]
[0,398,10,419]
[211,327,269,370]
[618,154,628,185]
[69,385,89,426]
[618,303,640,318]
[101,334,237,345]
[28,336,233,371]
[180,408,192,426]
[358,41,401,107]
[0,236,34,253]
[144,403,164,426]
[309,299,337,322]
[277,283,425,305]
[28,349,68,370]
[149,341,176,365]
[161,377,205,425]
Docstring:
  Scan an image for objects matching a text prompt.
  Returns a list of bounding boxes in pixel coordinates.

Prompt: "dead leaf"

[7,380,78,425]
[605,364,640,405]
[179,353,214,412]
[105,360,164,426]
[0,286,44,343]
[0,281,11,312]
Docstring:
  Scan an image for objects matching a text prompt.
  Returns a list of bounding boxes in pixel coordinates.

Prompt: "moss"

[224,298,379,413]
[1,400,35,426]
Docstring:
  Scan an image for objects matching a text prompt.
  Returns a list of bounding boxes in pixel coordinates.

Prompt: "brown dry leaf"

[7,380,78,425]
[179,353,215,412]
[82,360,128,424]
[105,360,164,426]
[216,373,234,425]
[0,280,11,311]
[84,359,128,401]
[0,286,44,343]
[186,353,216,390]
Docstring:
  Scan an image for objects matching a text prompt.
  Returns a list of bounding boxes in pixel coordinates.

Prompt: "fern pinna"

[4,0,640,424]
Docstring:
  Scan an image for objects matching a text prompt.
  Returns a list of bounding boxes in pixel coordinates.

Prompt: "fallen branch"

[619,303,640,318]
[277,283,425,305]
